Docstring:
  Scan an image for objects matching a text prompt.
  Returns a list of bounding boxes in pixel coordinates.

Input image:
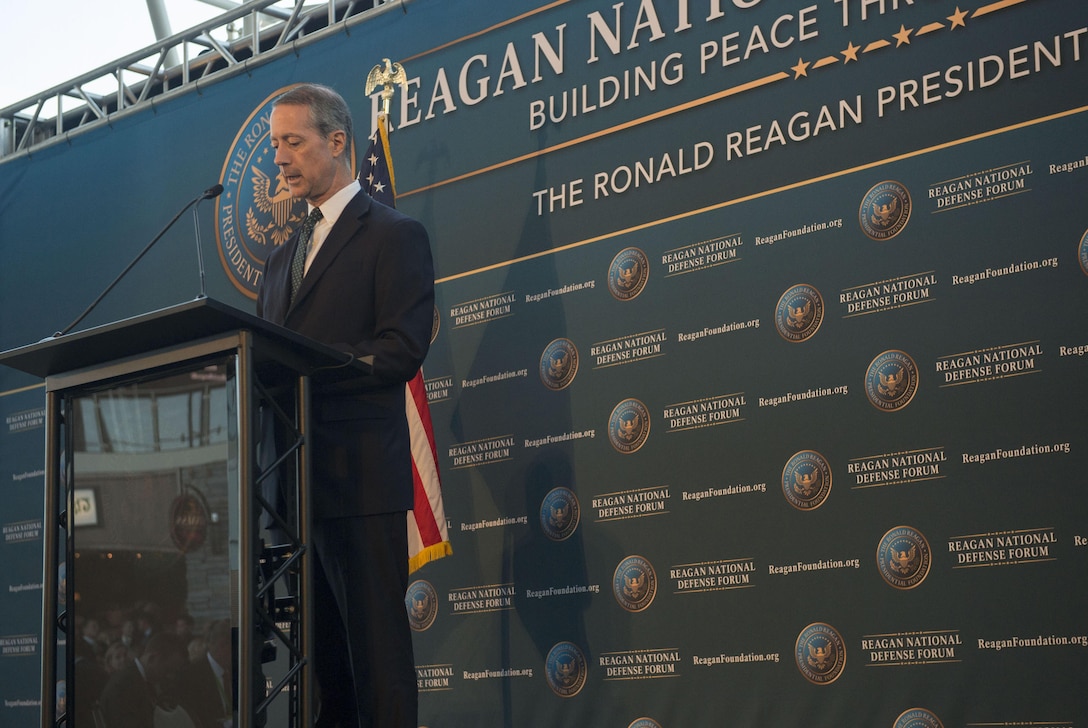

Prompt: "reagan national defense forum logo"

[1079,227,1088,277]
[781,450,833,511]
[540,486,581,541]
[216,87,355,299]
[609,398,651,454]
[628,719,663,728]
[613,555,658,612]
[405,579,439,632]
[877,526,932,590]
[775,284,825,342]
[545,641,588,698]
[893,708,944,728]
[609,247,650,301]
[865,350,919,411]
[860,180,912,241]
[540,338,579,391]
[795,622,847,685]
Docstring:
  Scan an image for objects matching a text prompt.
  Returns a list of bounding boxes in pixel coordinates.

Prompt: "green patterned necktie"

[289,207,323,301]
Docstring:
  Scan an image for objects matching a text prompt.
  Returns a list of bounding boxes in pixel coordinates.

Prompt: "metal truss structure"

[0,0,396,164]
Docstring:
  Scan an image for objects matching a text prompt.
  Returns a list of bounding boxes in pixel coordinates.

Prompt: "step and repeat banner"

[2,0,1087,725]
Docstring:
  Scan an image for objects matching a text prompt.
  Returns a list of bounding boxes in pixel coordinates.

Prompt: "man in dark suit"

[177,619,234,728]
[98,633,189,728]
[255,83,433,728]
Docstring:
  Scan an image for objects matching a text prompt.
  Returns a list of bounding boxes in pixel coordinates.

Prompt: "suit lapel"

[288,190,372,313]
[266,238,296,325]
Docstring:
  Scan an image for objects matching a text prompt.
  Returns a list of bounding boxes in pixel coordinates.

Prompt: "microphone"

[52,184,224,338]
[192,184,223,299]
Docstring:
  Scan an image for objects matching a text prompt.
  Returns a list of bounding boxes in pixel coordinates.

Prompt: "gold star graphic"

[893,25,913,47]
[947,7,968,29]
[792,57,811,78]
[841,42,860,64]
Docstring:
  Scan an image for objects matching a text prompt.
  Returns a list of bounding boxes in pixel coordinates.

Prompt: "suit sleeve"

[331,215,435,384]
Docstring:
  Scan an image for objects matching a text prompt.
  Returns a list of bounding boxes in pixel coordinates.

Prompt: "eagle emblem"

[775,284,824,342]
[782,450,832,511]
[615,259,641,291]
[878,365,904,397]
[888,544,918,575]
[865,350,918,411]
[622,570,646,600]
[539,338,579,391]
[807,642,836,671]
[878,526,932,589]
[796,622,846,684]
[859,181,912,240]
[793,468,821,497]
[555,658,577,684]
[546,642,587,697]
[608,247,649,301]
[548,502,570,530]
[617,413,641,442]
[405,580,439,631]
[613,556,657,611]
[365,58,409,118]
[541,487,580,541]
[787,299,812,328]
[410,592,430,621]
[548,351,570,380]
[608,398,650,453]
[870,196,899,227]
[246,166,303,247]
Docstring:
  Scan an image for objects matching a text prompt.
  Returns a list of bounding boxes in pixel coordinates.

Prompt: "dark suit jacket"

[98,661,156,728]
[256,188,434,518]
[176,655,231,728]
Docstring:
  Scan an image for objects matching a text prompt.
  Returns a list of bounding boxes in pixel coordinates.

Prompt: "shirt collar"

[309,179,360,228]
[207,652,226,680]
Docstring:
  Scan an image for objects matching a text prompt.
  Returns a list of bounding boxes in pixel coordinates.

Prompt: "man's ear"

[328,129,348,158]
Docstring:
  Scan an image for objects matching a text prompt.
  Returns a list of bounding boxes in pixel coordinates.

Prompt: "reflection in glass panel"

[68,361,236,728]
[73,373,230,455]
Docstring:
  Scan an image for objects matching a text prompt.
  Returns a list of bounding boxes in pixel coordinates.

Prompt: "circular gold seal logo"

[608,247,650,301]
[628,719,663,728]
[545,641,588,698]
[540,486,581,541]
[431,305,441,345]
[608,398,651,454]
[860,180,912,241]
[1078,227,1088,277]
[540,338,579,391]
[865,350,919,412]
[795,622,846,685]
[216,86,355,299]
[613,555,658,612]
[877,526,932,590]
[781,450,833,511]
[404,579,439,632]
[775,284,825,343]
[893,708,944,728]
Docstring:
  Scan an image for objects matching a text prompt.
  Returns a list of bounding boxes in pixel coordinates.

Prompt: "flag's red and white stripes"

[360,113,452,573]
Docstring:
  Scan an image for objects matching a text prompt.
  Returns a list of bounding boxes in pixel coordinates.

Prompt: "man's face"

[270,102,346,207]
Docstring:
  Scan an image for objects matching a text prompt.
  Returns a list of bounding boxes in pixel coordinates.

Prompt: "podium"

[0,297,361,728]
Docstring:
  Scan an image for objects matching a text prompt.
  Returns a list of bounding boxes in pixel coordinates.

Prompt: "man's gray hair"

[274,83,354,153]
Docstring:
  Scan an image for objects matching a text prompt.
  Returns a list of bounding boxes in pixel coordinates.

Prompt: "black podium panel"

[0,298,346,728]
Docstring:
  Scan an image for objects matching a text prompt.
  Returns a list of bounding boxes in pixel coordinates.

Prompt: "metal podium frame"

[0,298,363,728]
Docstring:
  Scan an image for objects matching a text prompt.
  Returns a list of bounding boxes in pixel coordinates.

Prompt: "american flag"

[361,115,452,573]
